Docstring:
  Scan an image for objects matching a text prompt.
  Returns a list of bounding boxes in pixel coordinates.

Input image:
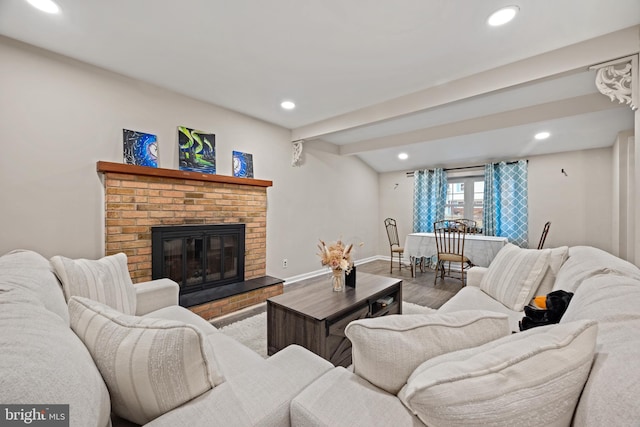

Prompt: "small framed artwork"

[123,129,158,167]
[233,151,254,178]
[178,126,216,174]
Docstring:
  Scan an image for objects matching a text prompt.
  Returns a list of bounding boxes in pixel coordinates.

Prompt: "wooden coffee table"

[266,273,402,367]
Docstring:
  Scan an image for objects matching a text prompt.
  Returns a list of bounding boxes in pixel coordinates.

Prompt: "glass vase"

[331,269,345,292]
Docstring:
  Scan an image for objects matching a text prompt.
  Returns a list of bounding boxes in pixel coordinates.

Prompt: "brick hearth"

[97,161,282,319]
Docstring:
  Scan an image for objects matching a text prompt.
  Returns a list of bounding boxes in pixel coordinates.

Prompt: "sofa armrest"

[134,279,179,315]
[467,266,487,287]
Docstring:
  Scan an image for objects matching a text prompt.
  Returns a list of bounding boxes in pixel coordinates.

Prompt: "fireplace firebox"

[152,224,245,307]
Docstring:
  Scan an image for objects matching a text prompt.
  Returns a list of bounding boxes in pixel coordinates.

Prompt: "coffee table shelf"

[267,273,402,367]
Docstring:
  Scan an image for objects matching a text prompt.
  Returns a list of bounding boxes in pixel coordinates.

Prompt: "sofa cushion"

[0,249,69,324]
[345,310,510,394]
[438,286,525,332]
[145,345,334,427]
[535,246,569,297]
[480,243,550,311]
[291,367,420,427]
[205,332,268,379]
[560,274,640,426]
[51,252,137,315]
[398,319,597,427]
[0,287,111,427]
[68,296,224,425]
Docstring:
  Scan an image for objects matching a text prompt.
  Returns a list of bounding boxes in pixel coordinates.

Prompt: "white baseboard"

[282,255,398,285]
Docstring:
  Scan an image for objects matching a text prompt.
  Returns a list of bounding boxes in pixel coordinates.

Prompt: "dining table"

[403,232,509,277]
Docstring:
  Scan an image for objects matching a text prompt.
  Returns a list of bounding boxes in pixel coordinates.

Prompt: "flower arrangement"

[317,239,354,274]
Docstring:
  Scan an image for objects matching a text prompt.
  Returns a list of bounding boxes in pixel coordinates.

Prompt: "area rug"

[219,301,436,358]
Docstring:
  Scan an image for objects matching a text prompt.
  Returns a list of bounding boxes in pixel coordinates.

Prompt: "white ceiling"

[1,0,638,172]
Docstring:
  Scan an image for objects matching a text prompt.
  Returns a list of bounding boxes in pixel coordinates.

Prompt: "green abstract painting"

[178,126,216,174]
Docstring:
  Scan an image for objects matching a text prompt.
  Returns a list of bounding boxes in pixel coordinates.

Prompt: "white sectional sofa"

[290,245,640,426]
[2,245,639,426]
[0,250,332,427]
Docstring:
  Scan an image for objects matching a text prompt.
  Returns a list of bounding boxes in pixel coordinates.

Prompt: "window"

[445,176,484,229]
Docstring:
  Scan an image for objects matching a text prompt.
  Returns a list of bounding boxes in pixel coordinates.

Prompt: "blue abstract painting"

[233,151,254,178]
[123,129,158,167]
[178,126,216,174]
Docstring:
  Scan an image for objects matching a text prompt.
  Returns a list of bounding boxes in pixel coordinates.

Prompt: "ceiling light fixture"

[26,0,60,14]
[487,5,518,26]
[534,131,550,140]
[280,101,296,110]
[398,153,409,160]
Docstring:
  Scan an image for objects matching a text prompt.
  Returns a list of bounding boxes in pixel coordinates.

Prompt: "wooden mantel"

[97,161,273,187]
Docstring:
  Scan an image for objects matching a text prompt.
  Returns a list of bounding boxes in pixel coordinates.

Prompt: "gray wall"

[0,36,379,279]
[528,148,613,251]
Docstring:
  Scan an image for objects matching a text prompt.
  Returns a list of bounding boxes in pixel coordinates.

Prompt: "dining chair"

[433,219,474,286]
[537,221,551,249]
[384,218,404,273]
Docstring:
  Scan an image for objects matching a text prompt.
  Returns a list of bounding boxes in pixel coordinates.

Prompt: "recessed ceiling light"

[280,101,296,110]
[398,153,409,160]
[26,0,60,14]
[534,131,550,140]
[487,6,518,26]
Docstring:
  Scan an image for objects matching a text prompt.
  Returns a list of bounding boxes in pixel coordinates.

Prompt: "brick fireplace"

[97,161,283,319]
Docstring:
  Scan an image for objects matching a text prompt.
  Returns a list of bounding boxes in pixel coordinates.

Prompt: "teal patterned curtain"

[413,168,447,232]
[482,160,528,247]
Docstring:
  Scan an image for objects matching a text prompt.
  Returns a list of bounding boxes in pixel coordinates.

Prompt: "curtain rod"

[406,160,526,177]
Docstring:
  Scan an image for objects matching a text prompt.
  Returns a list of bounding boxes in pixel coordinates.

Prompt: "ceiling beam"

[339,93,621,155]
[292,25,640,142]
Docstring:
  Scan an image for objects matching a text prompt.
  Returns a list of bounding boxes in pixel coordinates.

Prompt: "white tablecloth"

[404,233,508,268]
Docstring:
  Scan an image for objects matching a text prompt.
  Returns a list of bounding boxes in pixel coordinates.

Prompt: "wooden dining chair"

[433,219,473,286]
[537,221,551,249]
[384,218,404,273]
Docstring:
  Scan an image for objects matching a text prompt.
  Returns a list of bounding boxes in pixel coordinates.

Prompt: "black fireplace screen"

[152,224,245,295]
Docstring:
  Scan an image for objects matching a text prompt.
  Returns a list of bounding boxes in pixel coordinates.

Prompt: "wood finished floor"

[210,260,463,328]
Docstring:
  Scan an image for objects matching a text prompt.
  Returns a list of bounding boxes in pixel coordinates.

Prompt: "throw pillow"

[68,296,224,425]
[535,246,569,297]
[51,252,137,315]
[398,319,597,427]
[480,243,550,311]
[344,310,511,394]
